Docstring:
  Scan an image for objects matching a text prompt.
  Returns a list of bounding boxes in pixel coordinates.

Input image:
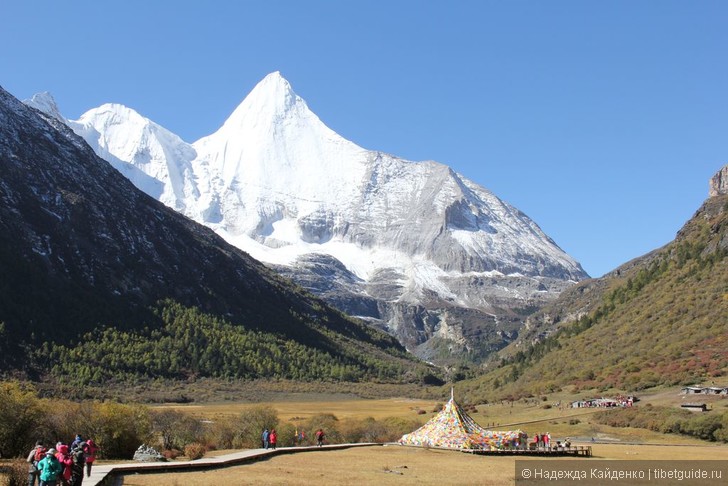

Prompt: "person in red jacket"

[84,439,99,477]
[55,443,73,486]
[269,429,277,450]
[315,429,325,447]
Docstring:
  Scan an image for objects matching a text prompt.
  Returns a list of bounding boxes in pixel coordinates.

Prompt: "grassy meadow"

[120,443,728,486]
[118,388,728,485]
[152,394,441,421]
[152,387,728,446]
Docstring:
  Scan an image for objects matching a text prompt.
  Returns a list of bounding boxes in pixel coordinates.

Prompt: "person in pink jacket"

[83,439,99,478]
[55,444,73,486]
[269,429,277,450]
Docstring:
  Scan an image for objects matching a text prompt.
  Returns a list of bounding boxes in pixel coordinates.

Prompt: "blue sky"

[2,1,726,277]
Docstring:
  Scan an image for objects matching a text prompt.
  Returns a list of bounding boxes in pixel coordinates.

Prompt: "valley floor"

[125,387,728,485]
[113,442,728,486]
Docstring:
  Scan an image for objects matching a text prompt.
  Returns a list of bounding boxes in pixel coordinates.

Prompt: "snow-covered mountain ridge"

[26,72,588,364]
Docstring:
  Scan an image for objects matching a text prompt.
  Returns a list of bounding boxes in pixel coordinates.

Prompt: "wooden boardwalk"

[85,443,380,486]
[466,445,592,457]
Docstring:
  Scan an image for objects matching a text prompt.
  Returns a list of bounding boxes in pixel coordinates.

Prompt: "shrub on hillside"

[0,381,42,458]
[207,415,239,449]
[35,399,150,459]
[3,459,27,486]
[162,448,182,460]
[274,422,297,447]
[338,417,389,443]
[714,414,728,443]
[184,442,206,460]
[594,406,728,443]
[360,417,390,443]
[379,416,422,442]
[235,406,279,448]
[0,381,155,459]
[152,409,205,450]
[89,401,153,459]
[304,413,341,444]
[678,414,724,441]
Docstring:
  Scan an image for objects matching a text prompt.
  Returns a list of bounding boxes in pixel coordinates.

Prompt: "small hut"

[681,403,708,412]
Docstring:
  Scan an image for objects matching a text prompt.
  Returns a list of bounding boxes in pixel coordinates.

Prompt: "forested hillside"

[460,192,728,401]
[31,301,432,396]
[0,86,436,393]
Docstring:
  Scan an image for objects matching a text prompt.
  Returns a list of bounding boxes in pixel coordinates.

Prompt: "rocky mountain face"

[0,85,414,374]
[26,73,589,365]
[710,165,728,197]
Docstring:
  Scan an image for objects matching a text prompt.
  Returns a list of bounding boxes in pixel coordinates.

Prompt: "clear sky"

[2,1,726,277]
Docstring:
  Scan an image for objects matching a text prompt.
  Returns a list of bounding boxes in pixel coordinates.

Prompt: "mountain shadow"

[0,86,434,388]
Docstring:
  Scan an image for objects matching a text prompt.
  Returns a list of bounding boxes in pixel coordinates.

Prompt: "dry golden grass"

[153,390,720,446]
[590,443,728,460]
[126,389,728,485]
[120,443,728,486]
[153,396,440,421]
[121,445,516,486]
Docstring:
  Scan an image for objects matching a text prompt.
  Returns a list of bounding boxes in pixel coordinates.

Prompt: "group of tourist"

[531,432,552,450]
[27,435,98,486]
[571,395,635,408]
[261,428,326,449]
[529,432,573,451]
[261,428,278,450]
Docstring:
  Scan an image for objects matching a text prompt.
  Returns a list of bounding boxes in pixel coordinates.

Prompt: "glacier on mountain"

[25,72,588,363]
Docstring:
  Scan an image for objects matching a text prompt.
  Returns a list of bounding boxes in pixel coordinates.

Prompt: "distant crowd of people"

[261,428,325,449]
[529,432,571,451]
[571,395,634,408]
[27,434,98,486]
[530,432,551,450]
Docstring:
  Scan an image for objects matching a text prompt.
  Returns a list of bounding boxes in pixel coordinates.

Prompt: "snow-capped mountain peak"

[201,71,340,147]
[69,103,197,211]
[191,72,370,237]
[24,91,64,121]
[26,72,588,363]
[239,70,299,118]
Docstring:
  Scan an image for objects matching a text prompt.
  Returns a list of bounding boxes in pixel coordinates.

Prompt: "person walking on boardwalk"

[315,429,325,447]
[55,444,72,486]
[70,435,83,450]
[83,439,98,478]
[269,429,277,450]
[69,442,86,486]
[27,440,46,486]
[262,429,270,449]
[36,449,62,486]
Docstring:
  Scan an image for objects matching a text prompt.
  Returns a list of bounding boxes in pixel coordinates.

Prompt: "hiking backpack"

[33,446,47,463]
